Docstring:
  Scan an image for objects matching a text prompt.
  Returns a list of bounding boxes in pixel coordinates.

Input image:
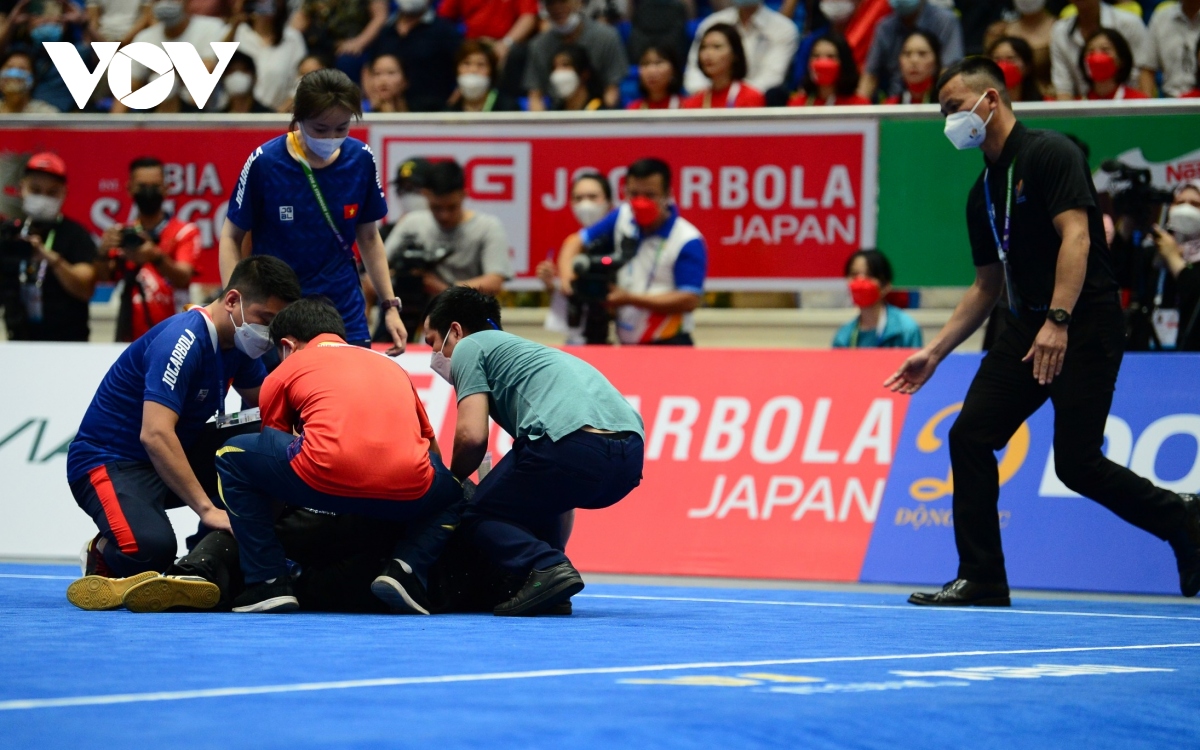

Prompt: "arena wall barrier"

[2,101,1196,290]
[4,343,1198,595]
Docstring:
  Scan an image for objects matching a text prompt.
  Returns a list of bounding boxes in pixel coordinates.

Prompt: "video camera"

[1101,160,1174,230]
[567,232,638,345]
[382,233,453,344]
[0,218,35,264]
[392,233,451,275]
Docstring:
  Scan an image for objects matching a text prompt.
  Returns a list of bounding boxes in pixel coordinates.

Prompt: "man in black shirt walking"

[886,57,1200,605]
[0,153,97,342]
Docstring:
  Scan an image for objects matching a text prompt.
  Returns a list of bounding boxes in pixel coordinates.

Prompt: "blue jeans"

[216,428,463,584]
[462,430,644,574]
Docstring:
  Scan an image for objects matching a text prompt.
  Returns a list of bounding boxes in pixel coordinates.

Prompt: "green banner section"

[878,112,1200,287]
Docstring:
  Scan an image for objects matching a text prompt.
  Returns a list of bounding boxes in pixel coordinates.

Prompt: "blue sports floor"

[3,563,1200,749]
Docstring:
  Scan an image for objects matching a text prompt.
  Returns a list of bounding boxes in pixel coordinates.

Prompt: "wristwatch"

[1047,308,1072,326]
[380,297,403,312]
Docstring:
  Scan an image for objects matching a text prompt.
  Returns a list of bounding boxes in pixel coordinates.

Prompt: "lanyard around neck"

[289,131,354,259]
[984,159,1020,312]
[704,81,741,109]
[21,227,56,287]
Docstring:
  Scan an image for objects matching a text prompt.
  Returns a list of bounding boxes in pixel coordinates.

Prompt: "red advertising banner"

[369,120,878,289]
[0,125,368,285]
[397,346,911,582]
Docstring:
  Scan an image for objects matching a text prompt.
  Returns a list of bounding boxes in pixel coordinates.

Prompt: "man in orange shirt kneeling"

[213,297,463,613]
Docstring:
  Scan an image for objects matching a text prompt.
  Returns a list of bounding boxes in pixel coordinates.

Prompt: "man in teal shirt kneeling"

[424,287,645,616]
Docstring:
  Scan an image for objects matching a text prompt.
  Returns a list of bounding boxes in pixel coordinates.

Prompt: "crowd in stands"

[0,0,1197,115]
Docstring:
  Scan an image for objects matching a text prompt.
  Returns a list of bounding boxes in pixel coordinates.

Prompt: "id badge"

[1152,308,1179,349]
[21,283,43,323]
[215,407,262,429]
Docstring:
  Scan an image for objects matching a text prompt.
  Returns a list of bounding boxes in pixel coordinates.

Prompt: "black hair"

[128,156,164,174]
[292,68,363,123]
[425,160,465,196]
[987,36,1041,103]
[935,56,1010,105]
[226,255,303,305]
[899,29,942,88]
[1079,28,1134,88]
[553,43,603,101]
[226,50,257,77]
[843,249,894,286]
[801,33,860,98]
[1,50,33,70]
[636,43,684,100]
[626,157,672,193]
[268,295,345,346]
[425,286,503,337]
[573,171,613,202]
[701,23,748,82]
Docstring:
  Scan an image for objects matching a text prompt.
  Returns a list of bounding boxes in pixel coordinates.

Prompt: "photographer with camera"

[99,157,201,343]
[1,153,97,342]
[384,160,511,336]
[557,157,707,346]
[1151,182,1200,351]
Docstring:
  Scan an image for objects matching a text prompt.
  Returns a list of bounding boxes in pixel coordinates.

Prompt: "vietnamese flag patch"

[344,204,359,219]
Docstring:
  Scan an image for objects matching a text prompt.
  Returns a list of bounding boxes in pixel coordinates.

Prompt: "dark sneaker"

[370,559,432,615]
[124,575,221,613]
[79,534,114,578]
[66,571,159,611]
[231,579,298,613]
[1171,494,1200,597]
[545,600,573,616]
[908,579,1011,607]
[494,562,585,617]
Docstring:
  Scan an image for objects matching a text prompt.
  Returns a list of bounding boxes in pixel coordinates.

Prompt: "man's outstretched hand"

[884,348,940,395]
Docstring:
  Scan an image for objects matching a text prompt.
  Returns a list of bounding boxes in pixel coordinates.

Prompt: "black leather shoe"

[908,579,1011,607]
[1170,494,1200,597]
[494,562,584,617]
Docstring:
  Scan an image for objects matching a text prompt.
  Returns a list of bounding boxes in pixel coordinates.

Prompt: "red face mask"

[810,57,841,87]
[995,59,1023,90]
[848,278,882,308]
[1085,52,1118,83]
[629,196,661,227]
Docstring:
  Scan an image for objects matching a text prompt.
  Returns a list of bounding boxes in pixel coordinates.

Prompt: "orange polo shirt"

[260,334,436,500]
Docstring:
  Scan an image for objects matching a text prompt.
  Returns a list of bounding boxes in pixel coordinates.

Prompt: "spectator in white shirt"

[112,0,227,113]
[683,0,798,95]
[1050,0,1151,99]
[1147,0,1200,97]
[225,0,307,110]
[86,0,148,44]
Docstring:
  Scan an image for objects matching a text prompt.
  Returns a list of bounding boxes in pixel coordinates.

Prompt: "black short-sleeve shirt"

[0,216,96,341]
[966,123,1118,311]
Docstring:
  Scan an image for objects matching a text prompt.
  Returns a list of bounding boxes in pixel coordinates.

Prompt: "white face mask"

[550,69,581,99]
[1013,0,1045,14]
[224,71,254,96]
[22,193,62,222]
[819,0,856,23]
[553,12,581,35]
[396,0,428,13]
[943,92,994,151]
[457,73,490,101]
[430,330,455,385]
[572,199,608,228]
[153,0,186,25]
[231,302,273,359]
[1168,203,1200,240]
[301,124,346,161]
[399,192,429,215]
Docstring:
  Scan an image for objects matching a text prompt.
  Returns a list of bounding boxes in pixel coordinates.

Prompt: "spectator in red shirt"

[437,0,536,71]
[1079,28,1148,102]
[215,297,464,613]
[98,156,201,343]
[789,33,871,107]
[626,43,684,110]
[884,29,940,104]
[681,24,766,109]
[988,36,1047,103]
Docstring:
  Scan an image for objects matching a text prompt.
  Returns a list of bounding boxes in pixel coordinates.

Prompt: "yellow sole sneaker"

[123,576,221,613]
[66,571,160,611]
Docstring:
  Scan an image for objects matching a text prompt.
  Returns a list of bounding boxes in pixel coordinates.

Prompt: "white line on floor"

[576,594,1200,623]
[0,574,75,580]
[1,642,1197,712]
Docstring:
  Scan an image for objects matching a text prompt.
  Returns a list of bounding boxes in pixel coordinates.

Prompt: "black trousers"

[949,300,1185,585]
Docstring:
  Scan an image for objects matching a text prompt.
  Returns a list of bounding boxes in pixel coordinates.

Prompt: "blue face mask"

[30,24,64,44]
[889,0,921,15]
[0,68,33,90]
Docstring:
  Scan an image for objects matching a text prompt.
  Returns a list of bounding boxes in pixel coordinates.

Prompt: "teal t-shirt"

[832,304,923,348]
[449,330,645,442]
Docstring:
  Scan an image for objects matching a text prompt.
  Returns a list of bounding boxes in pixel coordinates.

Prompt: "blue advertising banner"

[860,353,1200,595]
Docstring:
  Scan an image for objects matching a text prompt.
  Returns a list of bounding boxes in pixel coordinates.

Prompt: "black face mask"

[133,186,164,216]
